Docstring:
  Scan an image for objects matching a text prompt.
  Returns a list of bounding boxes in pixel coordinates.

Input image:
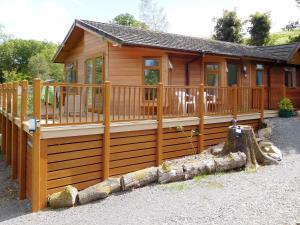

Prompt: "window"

[144,58,160,100]
[256,64,263,86]
[284,67,297,88]
[205,63,219,87]
[95,57,103,84]
[227,63,238,86]
[65,63,77,83]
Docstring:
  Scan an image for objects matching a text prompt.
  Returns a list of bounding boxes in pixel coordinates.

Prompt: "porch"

[0,79,272,212]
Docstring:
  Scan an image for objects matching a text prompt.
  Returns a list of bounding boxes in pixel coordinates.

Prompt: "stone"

[258,127,272,141]
[48,185,78,209]
[261,144,283,161]
[259,141,273,148]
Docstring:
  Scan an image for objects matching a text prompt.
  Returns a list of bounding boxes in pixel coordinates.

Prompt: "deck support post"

[260,85,265,122]
[6,83,12,164]
[32,78,42,212]
[2,84,7,156]
[103,81,111,180]
[157,82,163,166]
[19,80,28,200]
[198,83,205,153]
[11,81,18,179]
[232,85,238,119]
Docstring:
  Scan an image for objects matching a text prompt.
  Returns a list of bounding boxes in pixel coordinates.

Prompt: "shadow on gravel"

[269,117,300,155]
[0,154,31,222]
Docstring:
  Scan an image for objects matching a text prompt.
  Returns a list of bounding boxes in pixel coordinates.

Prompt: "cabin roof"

[53,19,300,63]
[256,42,300,62]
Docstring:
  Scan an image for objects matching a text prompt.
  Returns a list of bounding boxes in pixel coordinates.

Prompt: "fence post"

[6,83,12,164]
[157,83,163,166]
[260,85,265,122]
[32,78,42,212]
[232,85,238,119]
[19,80,28,199]
[103,81,111,180]
[198,84,205,153]
[11,81,18,179]
[2,84,7,156]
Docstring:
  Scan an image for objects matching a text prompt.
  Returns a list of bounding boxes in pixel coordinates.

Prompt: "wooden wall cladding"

[163,126,198,161]
[46,134,103,195]
[109,130,157,177]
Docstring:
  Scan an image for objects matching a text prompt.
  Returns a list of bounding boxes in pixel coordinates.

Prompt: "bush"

[278,98,294,117]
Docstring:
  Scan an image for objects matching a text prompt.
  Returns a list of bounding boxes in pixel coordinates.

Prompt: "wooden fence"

[0,79,267,212]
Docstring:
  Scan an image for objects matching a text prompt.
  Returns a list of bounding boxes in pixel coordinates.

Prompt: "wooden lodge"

[0,19,300,212]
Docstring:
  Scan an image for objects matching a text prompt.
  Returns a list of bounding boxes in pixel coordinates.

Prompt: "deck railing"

[0,79,266,127]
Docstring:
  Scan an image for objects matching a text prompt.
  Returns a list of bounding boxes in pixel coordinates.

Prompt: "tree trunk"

[120,167,158,191]
[221,125,279,169]
[78,178,121,204]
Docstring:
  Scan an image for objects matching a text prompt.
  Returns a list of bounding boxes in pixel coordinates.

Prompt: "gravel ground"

[0,117,300,225]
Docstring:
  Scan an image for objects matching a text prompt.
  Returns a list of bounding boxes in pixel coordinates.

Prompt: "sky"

[0,0,299,43]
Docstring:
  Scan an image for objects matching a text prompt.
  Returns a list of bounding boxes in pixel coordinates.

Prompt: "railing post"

[103,81,111,180]
[32,78,42,212]
[157,83,163,166]
[6,83,12,164]
[198,84,204,153]
[232,85,238,119]
[260,85,265,122]
[19,80,28,199]
[11,81,18,179]
[2,84,7,156]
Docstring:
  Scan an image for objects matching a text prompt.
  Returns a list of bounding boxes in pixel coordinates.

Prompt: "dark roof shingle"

[77,19,284,61]
[256,43,300,61]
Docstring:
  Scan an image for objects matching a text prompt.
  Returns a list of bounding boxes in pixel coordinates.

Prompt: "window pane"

[207,64,219,71]
[86,59,93,84]
[256,64,263,70]
[207,74,218,86]
[144,59,159,67]
[256,70,263,85]
[66,64,76,83]
[292,70,297,88]
[144,69,160,85]
[227,63,237,86]
[95,57,103,84]
[285,71,289,87]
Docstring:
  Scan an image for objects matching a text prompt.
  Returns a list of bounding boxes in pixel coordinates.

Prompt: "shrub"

[278,98,294,112]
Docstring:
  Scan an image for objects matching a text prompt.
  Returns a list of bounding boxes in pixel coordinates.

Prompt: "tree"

[248,12,271,46]
[28,53,50,80]
[0,24,12,43]
[212,10,243,43]
[139,0,169,32]
[112,13,148,29]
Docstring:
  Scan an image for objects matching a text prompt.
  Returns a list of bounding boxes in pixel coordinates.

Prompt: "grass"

[206,181,224,189]
[160,182,190,192]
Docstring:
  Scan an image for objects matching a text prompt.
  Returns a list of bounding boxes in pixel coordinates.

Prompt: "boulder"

[258,127,272,141]
[261,144,283,161]
[78,178,121,204]
[48,185,78,209]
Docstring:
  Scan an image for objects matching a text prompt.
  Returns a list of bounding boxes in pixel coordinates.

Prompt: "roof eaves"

[287,42,300,62]
[76,19,125,45]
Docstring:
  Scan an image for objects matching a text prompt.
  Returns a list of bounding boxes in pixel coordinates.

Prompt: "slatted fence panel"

[26,136,32,200]
[46,134,103,195]
[110,129,157,176]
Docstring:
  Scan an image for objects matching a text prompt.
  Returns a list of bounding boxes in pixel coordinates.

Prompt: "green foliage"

[2,70,30,82]
[278,98,294,112]
[0,38,63,83]
[213,10,243,43]
[247,12,271,46]
[267,29,300,45]
[112,13,148,29]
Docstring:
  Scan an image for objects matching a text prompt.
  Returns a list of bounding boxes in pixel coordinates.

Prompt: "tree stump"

[221,125,279,169]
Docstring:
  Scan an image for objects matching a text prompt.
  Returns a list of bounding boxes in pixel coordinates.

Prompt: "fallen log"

[221,125,279,168]
[120,167,158,191]
[158,165,185,184]
[214,152,246,172]
[48,185,78,209]
[78,178,121,205]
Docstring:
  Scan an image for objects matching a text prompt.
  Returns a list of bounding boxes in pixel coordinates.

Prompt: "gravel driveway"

[0,117,300,225]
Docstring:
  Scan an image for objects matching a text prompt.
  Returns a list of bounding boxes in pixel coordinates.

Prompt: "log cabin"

[0,19,300,212]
